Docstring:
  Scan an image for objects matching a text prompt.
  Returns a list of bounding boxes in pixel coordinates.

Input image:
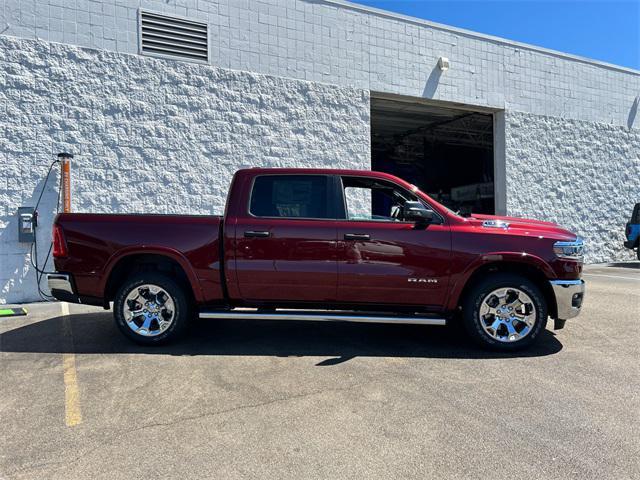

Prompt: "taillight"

[52,224,68,258]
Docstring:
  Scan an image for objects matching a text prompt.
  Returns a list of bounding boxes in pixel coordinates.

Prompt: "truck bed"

[53,213,224,304]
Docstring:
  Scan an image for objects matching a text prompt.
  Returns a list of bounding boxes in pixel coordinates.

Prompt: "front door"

[336,176,451,309]
[234,174,338,303]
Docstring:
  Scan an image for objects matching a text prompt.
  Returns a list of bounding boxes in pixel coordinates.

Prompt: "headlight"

[553,237,584,260]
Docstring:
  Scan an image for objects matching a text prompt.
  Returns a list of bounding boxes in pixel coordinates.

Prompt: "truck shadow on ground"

[0,311,563,362]
[605,262,639,269]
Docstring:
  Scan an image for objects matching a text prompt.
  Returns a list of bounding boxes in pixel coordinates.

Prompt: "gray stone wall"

[0,35,371,304]
[505,111,640,263]
[2,0,638,128]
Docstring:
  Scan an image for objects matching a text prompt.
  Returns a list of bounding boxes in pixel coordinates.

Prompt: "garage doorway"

[371,94,495,215]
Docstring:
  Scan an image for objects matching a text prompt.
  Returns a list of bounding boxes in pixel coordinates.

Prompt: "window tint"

[250,175,332,219]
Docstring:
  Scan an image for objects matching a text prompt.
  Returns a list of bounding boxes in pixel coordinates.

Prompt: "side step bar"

[199,309,446,326]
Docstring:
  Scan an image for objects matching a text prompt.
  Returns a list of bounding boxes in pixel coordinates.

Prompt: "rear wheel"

[462,273,547,351]
[114,272,191,345]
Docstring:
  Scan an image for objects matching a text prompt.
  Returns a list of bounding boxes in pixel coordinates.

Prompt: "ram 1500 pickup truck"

[47,168,585,350]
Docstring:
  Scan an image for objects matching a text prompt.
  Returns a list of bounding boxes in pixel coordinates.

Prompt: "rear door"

[335,176,451,309]
[233,174,339,303]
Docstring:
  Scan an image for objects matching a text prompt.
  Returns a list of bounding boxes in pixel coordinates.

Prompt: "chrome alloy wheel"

[478,287,537,343]
[123,284,176,337]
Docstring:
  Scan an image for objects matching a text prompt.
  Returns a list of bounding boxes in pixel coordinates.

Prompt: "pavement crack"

[121,383,362,435]
[4,384,361,478]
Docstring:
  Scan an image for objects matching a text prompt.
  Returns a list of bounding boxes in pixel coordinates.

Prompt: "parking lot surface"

[1,263,638,480]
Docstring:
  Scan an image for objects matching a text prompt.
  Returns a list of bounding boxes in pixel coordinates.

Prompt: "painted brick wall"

[505,111,640,263]
[0,35,371,304]
[2,0,638,128]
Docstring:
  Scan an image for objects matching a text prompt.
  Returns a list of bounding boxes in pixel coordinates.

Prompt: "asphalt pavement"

[1,263,638,479]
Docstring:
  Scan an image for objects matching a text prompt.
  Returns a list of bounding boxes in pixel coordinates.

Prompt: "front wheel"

[462,273,547,351]
[114,272,191,345]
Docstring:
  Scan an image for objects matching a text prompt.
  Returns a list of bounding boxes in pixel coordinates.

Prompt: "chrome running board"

[199,309,446,326]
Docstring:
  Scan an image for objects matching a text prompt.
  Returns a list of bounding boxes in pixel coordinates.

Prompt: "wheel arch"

[451,260,557,319]
[103,250,202,305]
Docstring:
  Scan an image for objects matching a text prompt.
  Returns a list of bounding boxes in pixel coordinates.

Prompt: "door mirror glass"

[403,201,434,223]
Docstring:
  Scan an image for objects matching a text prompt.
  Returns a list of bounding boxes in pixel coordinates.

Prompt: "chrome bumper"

[550,279,585,320]
[47,273,80,303]
[47,273,74,294]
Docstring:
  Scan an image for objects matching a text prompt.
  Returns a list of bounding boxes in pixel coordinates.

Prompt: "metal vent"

[140,10,208,62]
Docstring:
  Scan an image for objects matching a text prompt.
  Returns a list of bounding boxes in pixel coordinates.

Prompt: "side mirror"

[403,201,435,223]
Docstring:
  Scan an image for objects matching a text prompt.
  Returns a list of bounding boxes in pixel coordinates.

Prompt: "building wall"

[1,0,639,304]
[505,111,640,263]
[2,0,638,128]
[0,35,370,303]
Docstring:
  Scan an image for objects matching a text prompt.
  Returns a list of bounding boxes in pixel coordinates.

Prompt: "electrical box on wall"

[18,207,36,243]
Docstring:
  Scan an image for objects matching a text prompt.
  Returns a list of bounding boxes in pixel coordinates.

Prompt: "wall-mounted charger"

[18,207,36,243]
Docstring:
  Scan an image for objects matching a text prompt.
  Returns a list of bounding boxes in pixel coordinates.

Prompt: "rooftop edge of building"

[323,0,640,76]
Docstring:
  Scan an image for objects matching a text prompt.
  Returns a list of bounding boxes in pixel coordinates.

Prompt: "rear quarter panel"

[54,213,223,303]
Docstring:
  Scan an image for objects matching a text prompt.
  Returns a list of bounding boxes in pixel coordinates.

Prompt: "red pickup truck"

[47,168,585,351]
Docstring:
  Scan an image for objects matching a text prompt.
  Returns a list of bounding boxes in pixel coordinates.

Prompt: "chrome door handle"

[244,230,271,238]
[344,233,370,241]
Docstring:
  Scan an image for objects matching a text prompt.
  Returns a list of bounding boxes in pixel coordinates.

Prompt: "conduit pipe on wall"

[58,152,73,213]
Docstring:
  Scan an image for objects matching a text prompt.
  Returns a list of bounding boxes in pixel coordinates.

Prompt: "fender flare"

[100,246,204,302]
[445,252,555,310]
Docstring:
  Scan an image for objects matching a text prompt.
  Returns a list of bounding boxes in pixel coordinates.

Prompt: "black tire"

[462,273,547,351]
[114,272,191,345]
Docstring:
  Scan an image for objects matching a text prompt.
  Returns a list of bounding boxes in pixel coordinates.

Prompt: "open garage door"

[371,94,495,215]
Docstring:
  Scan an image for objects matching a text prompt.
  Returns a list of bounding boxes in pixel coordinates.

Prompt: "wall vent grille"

[140,10,208,62]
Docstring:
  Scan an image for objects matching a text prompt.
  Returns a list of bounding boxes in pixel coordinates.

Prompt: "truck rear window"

[249,175,332,219]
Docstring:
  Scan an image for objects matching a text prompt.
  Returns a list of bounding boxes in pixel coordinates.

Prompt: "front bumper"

[550,279,585,320]
[47,273,81,303]
[624,239,636,249]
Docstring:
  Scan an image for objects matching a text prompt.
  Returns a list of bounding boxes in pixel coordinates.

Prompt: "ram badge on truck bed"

[48,168,585,351]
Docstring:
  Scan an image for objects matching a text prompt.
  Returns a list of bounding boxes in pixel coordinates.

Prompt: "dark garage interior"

[370,94,495,214]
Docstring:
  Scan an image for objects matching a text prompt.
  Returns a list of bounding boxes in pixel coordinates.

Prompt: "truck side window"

[341,177,420,222]
[250,175,332,219]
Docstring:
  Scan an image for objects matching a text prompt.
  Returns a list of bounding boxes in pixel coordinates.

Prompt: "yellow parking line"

[61,303,82,427]
[386,356,408,364]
